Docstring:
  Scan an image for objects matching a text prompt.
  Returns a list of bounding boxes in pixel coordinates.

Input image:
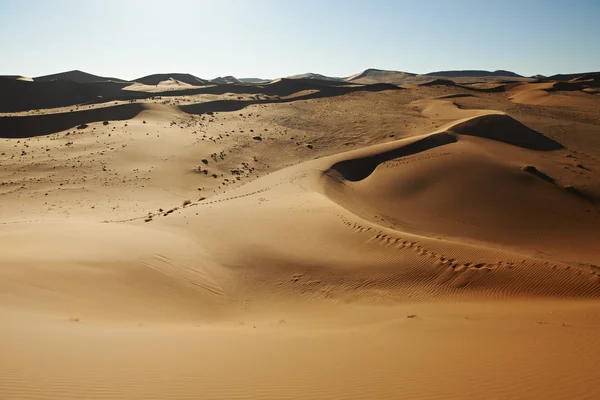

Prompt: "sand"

[1,72,600,399]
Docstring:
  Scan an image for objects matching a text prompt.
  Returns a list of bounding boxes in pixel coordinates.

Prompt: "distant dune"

[547,72,600,81]
[344,69,534,85]
[425,69,524,78]
[3,68,597,114]
[209,76,241,84]
[286,73,344,81]
[135,73,207,86]
[34,69,127,83]
[545,72,600,88]
[0,79,133,113]
[238,77,270,84]
[346,68,418,84]
[419,78,457,87]
[267,77,355,88]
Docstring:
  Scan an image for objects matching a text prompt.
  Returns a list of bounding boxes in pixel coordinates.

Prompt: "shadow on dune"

[0,104,144,138]
[183,79,398,100]
[521,165,598,204]
[1,81,399,137]
[134,73,207,86]
[326,114,563,183]
[521,165,556,184]
[547,71,600,82]
[0,77,395,113]
[326,132,457,182]
[564,186,600,204]
[180,83,399,115]
[457,83,508,93]
[125,78,362,99]
[417,79,508,93]
[0,79,142,113]
[448,114,564,151]
[419,79,457,87]
[435,93,476,99]
[547,81,586,92]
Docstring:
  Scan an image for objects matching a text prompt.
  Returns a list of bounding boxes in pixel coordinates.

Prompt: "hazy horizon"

[1,0,599,80]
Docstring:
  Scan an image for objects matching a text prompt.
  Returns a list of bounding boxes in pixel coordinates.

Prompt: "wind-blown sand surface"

[1,75,600,399]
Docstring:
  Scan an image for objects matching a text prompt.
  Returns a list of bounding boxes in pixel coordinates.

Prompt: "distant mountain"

[238,78,270,84]
[346,69,417,84]
[209,76,241,84]
[286,73,344,81]
[425,70,523,78]
[135,73,207,86]
[34,70,126,83]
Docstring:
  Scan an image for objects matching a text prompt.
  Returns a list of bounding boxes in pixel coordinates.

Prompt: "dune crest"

[448,113,564,150]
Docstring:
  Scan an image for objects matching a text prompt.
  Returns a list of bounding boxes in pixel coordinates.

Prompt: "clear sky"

[1,0,599,80]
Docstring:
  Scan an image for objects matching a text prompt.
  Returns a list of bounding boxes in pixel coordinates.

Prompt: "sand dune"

[506,80,600,105]
[323,116,598,267]
[0,79,135,113]
[411,97,497,120]
[571,72,600,88]
[418,78,457,87]
[448,113,564,149]
[0,77,391,119]
[346,68,421,84]
[286,72,344,81]
[134,73,207,86]
[34,69,127,83]
[346,68,535,85]
[424,69,533,83]
[0,221,227,321]
[209,76,242,84]
[548,71,600,82]
[1,71,600,399]
[425,69,524,78]
[0,103,144,138]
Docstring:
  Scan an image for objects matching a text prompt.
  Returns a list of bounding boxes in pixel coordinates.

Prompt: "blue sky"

[1,0,599,80]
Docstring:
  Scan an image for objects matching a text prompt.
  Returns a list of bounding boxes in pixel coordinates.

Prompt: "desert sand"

[1,70,600,399]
